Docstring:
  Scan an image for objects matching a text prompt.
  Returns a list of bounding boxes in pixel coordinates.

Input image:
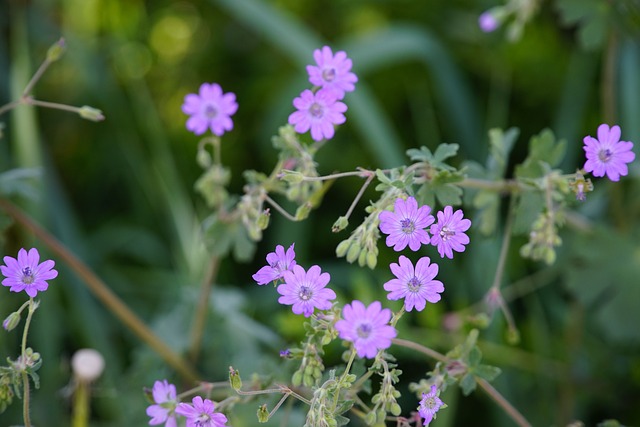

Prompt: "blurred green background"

[1,0,640,425]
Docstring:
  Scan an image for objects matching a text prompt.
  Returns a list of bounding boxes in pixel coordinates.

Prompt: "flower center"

[356,323,372,339]
[322,68,336,82]
[598,148,612,163]
[298,286,312,301]
[309,102,324,118]
[195,414,211,426]
[400,218,415,235]
[439,226,455,241]
[22,267,34,285]
[423,396,437,410]
[407,277,422,292]
[204,105,218,119]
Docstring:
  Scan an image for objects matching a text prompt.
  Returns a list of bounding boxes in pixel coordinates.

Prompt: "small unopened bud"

[279,170,304,184]
[257,209,270,230]
[229,366,242,391]
[196,149,212,169]
[78,106,105,122]
[71,348,105,382]
[257,403,270,423]
[47,38,66,62]
[295,202,312,220]
[506,327,520,345]
[346,242,361,263]
[2,312,21,331]
[335,240,351,258]
[332,216,348,233]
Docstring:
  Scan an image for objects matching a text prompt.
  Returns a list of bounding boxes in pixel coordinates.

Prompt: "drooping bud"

[2,312,21,331]
[47,38,66,62]
[78,106,105,122]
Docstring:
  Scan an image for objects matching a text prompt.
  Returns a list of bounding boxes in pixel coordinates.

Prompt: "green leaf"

[474,364,502,382]
[512,191,545,235]
[467,346,482,367]
[407,143,458,171]
[556,0,611,50]
[515,129,566,179]
[459,373,477,396]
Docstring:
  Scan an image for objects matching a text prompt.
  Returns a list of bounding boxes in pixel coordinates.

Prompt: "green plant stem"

[343,172,374,221]
[20,298,37,427]
[0,198,200,382]
[22,372,31,427]
[188,256,220,363]
[264,194,298,221]
[71,380,89,427]
[391,338,532,427]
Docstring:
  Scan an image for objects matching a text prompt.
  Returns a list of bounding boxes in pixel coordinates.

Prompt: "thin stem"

[27,98,84,114]
[343,173,375,221]
[21,299,36,355]
[477,379,532,427]
[188,256,220,364]
[264,194,298,221]
[392,338,532,427]
[0,199,199,382]
[0,99,23,117]
[22,56,52,97]
[20,299,37,427]
[490,196,516,291]
[22,372,31,427]
[301,170,369,181]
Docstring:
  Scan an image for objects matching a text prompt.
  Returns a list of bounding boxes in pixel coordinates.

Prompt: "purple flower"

[277,265,336,317]
[378,196,434,252]
[306,46,358,99]
[478,11,499,32]
[1,248,58,298]
[583,124,635,181]
[175,396,228,427]
[146,380,178,427]
[429,206,471,259]
[288,88,347,142]
[335,300,397,359]
[181,83,238,136]
[384,255,444,312]
[252,243,296,285]
[418,385,444,426]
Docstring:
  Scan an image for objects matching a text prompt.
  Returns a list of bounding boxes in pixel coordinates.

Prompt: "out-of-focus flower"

[146,380,178,427]
[429,206,471,259]
[379,196,434,252]
[335,300,397,359]
[288,88,347,141]
[277,265,336,317]
[306,46,358,99]
[175,396,228,427]
[583,124,635,181]
[182,83,238,136]
[252,244,296,285]
[478,10,499,32]
[383,255,443,312]
[1,248,58,298]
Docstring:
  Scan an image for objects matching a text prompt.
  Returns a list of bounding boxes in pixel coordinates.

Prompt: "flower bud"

[257,209,270,230]
[295,202,312,220]
[71,348,105,382]
[2,312,21,331]
[332,216,348,233]
[229,366,242,391]
[78,106,105,122]
[335,240,351,258]
[47,38,66,62]
[279,170,304,184]
[257,403,269,423]
[346,242,361,263]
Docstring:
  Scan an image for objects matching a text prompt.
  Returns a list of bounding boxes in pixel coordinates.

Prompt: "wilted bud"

[78,106,105,122]
[71,348,105,382]
[257,403,270,423]
[47,38,66,62]
[229,366,242,391]
[2,312,21,331]
[332,216,349,233]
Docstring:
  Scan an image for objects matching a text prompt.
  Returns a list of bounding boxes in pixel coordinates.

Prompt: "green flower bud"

[257,403,270,423]
[78,106,105,122]
[295,202,312,220]
[358,248,367,267]
[229,366,242,391]
[303,373,315,387]
[346,242,361,264]
[332,216,349,233]
[506,328,520,345]
[366,250,377,269]
[364,411,377,426]
[292,370,303,387]
[335,240,351,258]
[279,170,304,183]
[257,209,270,230]
[47,38,66,62]
[390,402,402,416]
[196,149,212,169]
[2,312,21,332]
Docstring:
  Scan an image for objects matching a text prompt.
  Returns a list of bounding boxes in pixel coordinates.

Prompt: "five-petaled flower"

[1,248,58,298]
[384,255,444,312]
[335,300,397,359]
[429,206,471,259]
[583,124,635,182]
[306,46,358,99]
[418,385,445,426]
[252,243,297,285]
[379,196,434,252]
[478,11,499,32]
[146,380,178,427]
[277,264,336,317]
[182,83,238,136]
[175,396,228,427]
[288,88,347,142]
